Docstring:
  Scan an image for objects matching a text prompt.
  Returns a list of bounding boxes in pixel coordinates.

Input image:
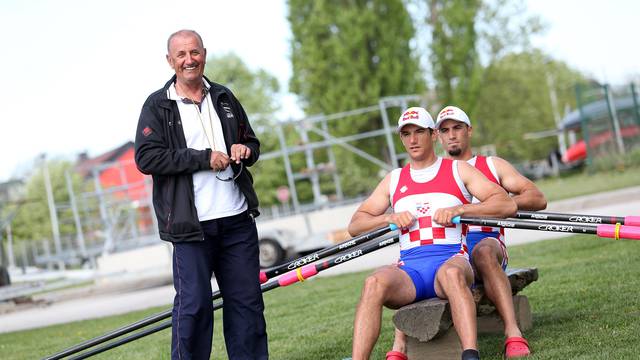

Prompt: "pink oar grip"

[278,264,318,287]
[624,216,640,227]
[597,224,640,240]
[259,271,268,284]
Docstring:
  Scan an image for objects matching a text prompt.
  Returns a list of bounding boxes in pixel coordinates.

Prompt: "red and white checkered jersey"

[468,155,503,237]
[390,158,471,251]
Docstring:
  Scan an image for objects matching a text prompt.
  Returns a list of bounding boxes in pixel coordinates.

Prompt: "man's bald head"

[167,29,204,53]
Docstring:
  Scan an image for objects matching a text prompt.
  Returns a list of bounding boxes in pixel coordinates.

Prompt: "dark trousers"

[171,211,268,360]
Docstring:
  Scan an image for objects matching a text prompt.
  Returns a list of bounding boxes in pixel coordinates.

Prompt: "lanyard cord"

[191,96,217,152]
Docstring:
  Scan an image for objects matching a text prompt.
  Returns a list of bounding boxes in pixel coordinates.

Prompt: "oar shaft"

[43,310,172,360]
[454,216,598,235]
[48,224,397,359]
[70,235,399,358]
[516,210,640,226]
[453,216,640,240]
[276,234,399,287]
[260,224,397,282]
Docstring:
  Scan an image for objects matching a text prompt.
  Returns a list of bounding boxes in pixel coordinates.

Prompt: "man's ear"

[166,54,172,67]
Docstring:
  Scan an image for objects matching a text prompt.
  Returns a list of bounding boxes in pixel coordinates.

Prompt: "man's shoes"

[386,350,408,360]
[504,336,530,358]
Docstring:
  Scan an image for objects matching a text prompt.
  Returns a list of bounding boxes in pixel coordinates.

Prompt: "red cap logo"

[402,110,419,122]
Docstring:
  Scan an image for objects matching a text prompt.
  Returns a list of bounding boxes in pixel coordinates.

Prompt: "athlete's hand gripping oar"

[516,210,640,226]
[66,234,401,359]
[45,225,398,360]
[452,216,640,240]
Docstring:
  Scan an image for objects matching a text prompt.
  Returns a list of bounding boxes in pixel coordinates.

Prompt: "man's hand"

[210,151,230,171]
[433,205,465,226]
[385,211,416,230]
[230,144,251,164]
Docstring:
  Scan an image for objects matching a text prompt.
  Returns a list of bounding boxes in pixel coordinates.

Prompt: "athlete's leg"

[352,265,415,360]
[391,327,407,354]
[434,256,477,351]
[472,238,522,338]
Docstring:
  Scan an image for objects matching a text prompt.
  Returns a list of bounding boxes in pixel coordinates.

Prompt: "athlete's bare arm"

[348,174,415,236]
[492,156,547,211]
[433,161,516,226]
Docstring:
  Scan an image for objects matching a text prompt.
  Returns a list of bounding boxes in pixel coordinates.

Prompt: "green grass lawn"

[2,234,639,359]
[534,166,640,202]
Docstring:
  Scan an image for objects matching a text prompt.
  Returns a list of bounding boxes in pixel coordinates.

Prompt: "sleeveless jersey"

[468,155,504,238]
[391,158,471,251]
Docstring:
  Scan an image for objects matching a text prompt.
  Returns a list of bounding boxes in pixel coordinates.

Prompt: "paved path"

[1,186,639,334]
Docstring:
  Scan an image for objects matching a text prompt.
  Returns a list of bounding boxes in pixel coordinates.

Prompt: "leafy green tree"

[204,53,288,207]
[421,0,544,114]
[10,159,84,245]
[288,0,425,198]
[289,0,424,116]
[205,53,280,127]
[426,0,482,111]
[473,50,588,161]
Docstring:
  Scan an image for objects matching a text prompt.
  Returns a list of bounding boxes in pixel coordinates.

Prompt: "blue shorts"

[398,244,466,302]
[466,231,507,271]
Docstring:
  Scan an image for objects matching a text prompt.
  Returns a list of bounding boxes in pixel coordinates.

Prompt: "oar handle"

[597,224,640,240]
[278,264,318,286]
[625,216,640,227]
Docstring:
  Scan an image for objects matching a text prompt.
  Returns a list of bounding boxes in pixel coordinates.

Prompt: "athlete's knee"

[361,273,391,301]
[442,265,467,288]
[473,243,500,268]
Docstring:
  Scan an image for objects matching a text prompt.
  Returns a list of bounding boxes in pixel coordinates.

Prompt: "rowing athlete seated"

[347,107,516,360]
[389,106,547,360]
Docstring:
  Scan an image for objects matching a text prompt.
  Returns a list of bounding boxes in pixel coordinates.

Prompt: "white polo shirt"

[167,81,247,221]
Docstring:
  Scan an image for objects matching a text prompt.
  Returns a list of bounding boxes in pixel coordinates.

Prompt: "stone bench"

[392,267,538,360]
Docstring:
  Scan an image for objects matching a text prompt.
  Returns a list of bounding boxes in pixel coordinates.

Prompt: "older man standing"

[134,29,268,360]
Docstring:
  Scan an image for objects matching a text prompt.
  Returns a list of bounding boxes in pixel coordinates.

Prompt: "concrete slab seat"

[392,267,538,360]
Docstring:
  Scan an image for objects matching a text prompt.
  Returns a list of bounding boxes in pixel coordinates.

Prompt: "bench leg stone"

[404,296,532,359]
[477,295,532,334]
[406,327,461,360]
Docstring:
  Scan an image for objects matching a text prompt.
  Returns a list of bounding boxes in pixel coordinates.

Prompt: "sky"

[0,0,638,183]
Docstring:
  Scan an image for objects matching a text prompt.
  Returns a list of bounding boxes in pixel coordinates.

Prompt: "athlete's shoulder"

[488,156,513,172]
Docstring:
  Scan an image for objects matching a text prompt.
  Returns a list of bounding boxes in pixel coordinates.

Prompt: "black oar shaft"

[47,225,396,359]
[68,235,399,359]
[457,217,598,235]
[43,310,172,360]
[516,210,625,225]
[261,225,395,280]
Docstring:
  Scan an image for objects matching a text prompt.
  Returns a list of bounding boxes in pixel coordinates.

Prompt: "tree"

[288,0,425,197]
[421,0,544,114]
[473,50,588,161]
[10,159,84,245]
[289,0,424,117]
[205,53,280,128]
[204,53,288,207]
[427,0,482,111]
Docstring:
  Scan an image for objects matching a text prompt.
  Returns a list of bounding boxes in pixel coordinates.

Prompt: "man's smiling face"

[166,32,207,86]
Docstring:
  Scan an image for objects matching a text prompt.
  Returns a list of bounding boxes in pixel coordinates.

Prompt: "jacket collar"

[159,75,225,109]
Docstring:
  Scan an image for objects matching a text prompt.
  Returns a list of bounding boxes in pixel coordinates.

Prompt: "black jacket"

[134,76,260,243]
